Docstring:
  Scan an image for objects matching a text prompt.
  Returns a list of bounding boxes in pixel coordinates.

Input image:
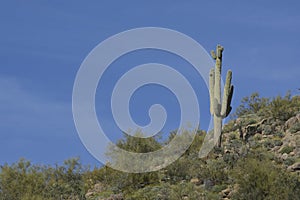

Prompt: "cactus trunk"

[209,45,234,147]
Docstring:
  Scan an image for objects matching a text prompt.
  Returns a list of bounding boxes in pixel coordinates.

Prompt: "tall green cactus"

[209,45,234,147]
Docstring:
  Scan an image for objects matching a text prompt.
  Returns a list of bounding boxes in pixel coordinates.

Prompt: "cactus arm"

[211,50,217,60]
[221,70,232,117]
[225,85,234,117]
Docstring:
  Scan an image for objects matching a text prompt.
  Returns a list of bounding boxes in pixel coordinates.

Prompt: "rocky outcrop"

[285,113,300,130]
[85,183,105,199]
[287,162,300,172]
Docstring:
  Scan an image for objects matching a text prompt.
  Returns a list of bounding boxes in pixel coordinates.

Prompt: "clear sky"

[1,0,299,166]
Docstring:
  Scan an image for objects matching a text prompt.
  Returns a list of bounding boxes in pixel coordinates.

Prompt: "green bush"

[262,139,275,149]
[283,157,295,166]
[0,158,86,200]
[223,120,236,132]
[199,159,228,186]
[235,93,269,117]
[290,122,300,134]
[231,157,300,200]
[269,93,300,121]
[280,146,294,154]
[274,131,284,138]
[273,139,283,146]
[127,182,206,200]
[125,184,171,200]
[262,125,273,135]
[229,132,237,140]
[234,92,300,121]
[211,184,227,193]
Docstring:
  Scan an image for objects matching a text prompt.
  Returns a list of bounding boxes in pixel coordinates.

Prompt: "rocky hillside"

[85,93,300,200]
[216,112,300,199]
[0,93,299,200]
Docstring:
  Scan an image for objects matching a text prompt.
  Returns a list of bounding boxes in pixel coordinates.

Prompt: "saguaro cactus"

[209,45,234,147]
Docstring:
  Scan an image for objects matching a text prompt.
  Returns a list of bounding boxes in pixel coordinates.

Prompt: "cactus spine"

[209,45,234,147]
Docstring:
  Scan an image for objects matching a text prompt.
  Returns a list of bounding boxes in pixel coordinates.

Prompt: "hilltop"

[0,92,299,200]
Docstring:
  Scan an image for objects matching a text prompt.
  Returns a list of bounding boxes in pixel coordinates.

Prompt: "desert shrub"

[164,157,193,183]
[290,122,300,134]
[283,157,295,166]
[114,131,162,153]
[274,130,284,138]
[268,93,300,121]
[273,139,283,146]
[254,134,262,141]
[205,192,221,200]
[231,157,300,200]
[127,182,206,200]
[262,125,273,135]
[235,93,269,117]
[212,146,224,155]
[211,184,227,193]
[229,139,243,152]
[262,139,275,149]
[0,159,43,200]
[125,183,172,200]
[247,137,260,149]
[280,146,294,154]
[234,92,300,121]
[223,120,236,132]
[169,182,204,200]
[229,132,237,140]
[247,147,274,161]
[242,114,259,126]
[199,159,228,186]
[223,152,239,169]
[0,158,86,200]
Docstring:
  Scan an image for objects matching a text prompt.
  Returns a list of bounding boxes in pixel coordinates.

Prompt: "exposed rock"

[281,153,288,160]
[287,162,300,172]
[94,183,105,192]
[183,195,189,200]
[220,188,231,198]
[190,178,202,185]
[85,183,105,199]
[243,118,268,141]
[105,194,124,200]
[285,114,300,130]
[282,133,297,147]
[272,146,281,152]
[289,151,295,156]
[85,192,94,199]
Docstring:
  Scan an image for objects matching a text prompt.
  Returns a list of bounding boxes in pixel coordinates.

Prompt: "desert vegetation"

[0,92,300,200]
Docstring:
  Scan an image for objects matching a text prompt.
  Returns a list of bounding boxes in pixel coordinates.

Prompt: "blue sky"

[0,1,299,166]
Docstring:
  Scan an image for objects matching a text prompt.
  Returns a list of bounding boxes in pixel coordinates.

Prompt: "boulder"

[85,192,94,199]
[285,115,300,130]
[190,178,202,185]
[220,188,231,198]
[85,183,105,199]
[281,153,288,160]
[287,162,300,172]
[289,151,295,156]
